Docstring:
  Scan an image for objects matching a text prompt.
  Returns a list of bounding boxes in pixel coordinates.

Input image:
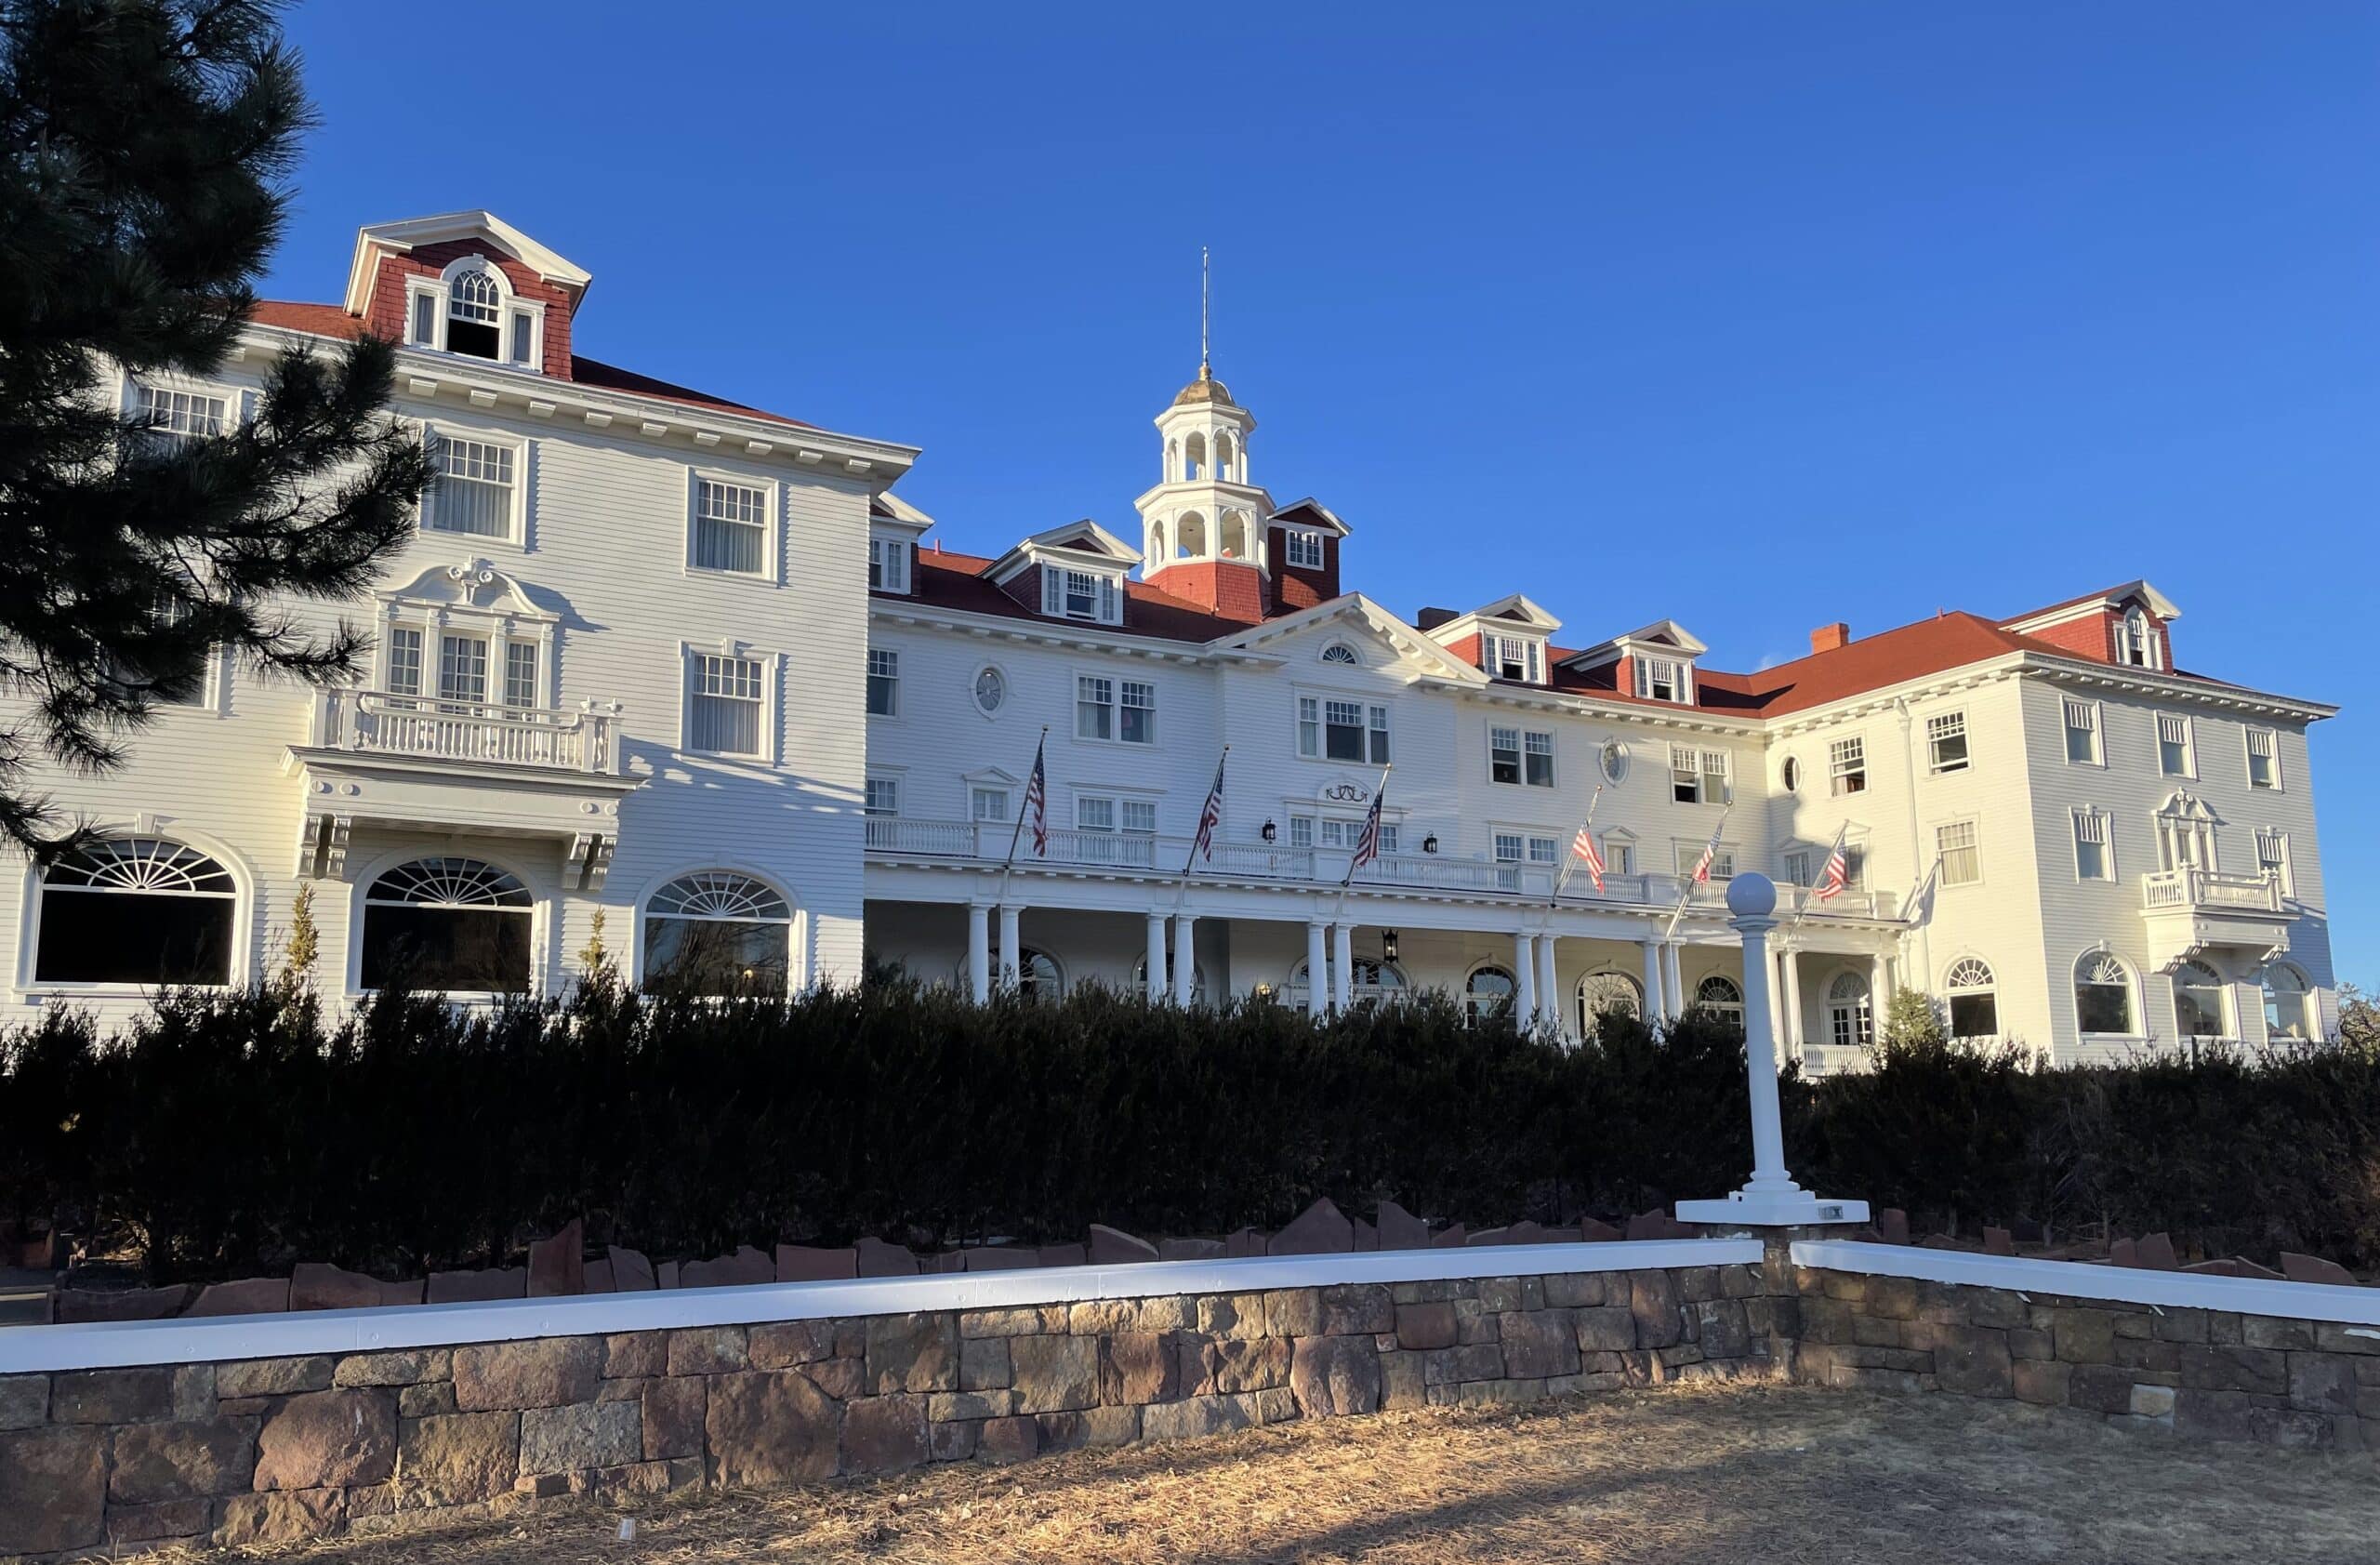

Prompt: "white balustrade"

[2142,868,2282,913]
[314,690,623,774]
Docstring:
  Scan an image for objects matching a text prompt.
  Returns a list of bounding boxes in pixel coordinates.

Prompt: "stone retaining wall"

[0,1262,1779,1558]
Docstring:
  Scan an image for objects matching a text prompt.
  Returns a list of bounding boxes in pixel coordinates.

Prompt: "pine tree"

[0,0,431,853]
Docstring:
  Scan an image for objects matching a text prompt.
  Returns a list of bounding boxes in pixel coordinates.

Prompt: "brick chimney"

[1810,622,1852,656]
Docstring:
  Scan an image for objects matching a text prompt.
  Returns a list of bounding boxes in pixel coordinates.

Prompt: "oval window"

[972,666,1006,715]
[1600,738,1630,785]
[1781,756,1801,792]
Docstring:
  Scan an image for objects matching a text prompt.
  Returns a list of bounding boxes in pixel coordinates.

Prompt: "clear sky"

[269,2,2378,984]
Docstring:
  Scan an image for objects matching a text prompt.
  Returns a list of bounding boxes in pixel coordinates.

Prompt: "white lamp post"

[1675,872,1871,1228]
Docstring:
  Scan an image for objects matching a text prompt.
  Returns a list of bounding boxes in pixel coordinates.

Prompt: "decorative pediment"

[2155,789,2223,824]
[1471,593,1563,631]
[1213,595,1488,684]
[1314,776,1374,805]
[377,558,559,623]
[1022,518,1141,563]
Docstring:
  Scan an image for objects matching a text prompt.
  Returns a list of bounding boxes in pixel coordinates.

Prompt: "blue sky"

[271,3,2378,982]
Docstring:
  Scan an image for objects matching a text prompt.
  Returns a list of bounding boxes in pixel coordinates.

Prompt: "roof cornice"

[2021,656,2336,723]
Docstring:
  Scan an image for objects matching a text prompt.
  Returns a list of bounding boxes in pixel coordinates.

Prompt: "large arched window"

[642,871,792,998]
[2173,960,2228,1041]
[2263,964,2313,1041]
[1693,975,1745,1027]
[1826,971,1872,1050]
[1216,431,1237,482]
[445,265,505,359]
[1221,510,1251,562]
[1183,432,1208,481]
[36,838,235,985]
[2075,951,2135,1037]
[1176,511,1209,558]
[1287,958,1407,1010]
[995,945,1062,1002]
[1577,971,1643,1031]
[1465,965,1515,1025]
[361,857,533,992]
[1945,957,1998,1039]
[1132,953,1207,1006]
[1146,520,1168,564]
[2121,607,2158,669]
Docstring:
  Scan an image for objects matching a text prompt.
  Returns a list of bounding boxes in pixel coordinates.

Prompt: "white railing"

[311,690,624,774]
[865,817,989,857]
[2142,868,2282,914]
[861,820,1316,882]
[1351,851,1554,896]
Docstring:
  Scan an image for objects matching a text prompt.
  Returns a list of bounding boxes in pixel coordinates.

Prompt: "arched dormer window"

[406,259,544,372]
[2121,606,2160,670]
[1319,643,1360,666]
[447,266,504,358]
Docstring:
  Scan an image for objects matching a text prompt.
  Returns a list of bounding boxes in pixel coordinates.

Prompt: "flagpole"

[1178,745,1228,885]
[1547,784,1604,910]
[1663,804,1730,943]
[1786,822,1848,938]
[1331,762,1392,924]
[993,726,1049,913]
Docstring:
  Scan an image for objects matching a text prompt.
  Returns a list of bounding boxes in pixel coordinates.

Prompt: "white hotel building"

[8,214,2340,1068]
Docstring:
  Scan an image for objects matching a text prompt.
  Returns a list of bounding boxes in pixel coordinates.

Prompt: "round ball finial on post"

[1726,870,1777,921]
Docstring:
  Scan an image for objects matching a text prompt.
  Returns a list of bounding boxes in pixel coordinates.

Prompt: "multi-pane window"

[1926,710,1969,774]
[1829,736,1866,795]
[1042,567,1120,624]
[1319,643,1359,666]
[867,536,910,593]
[1315,816,1395,854]
[863,777,899,816]
[692,478,768,575]
[502,643,538,708]
[1119,680,1155,744]
[438,634,488,704]
[2072,808,2112,882]
[1284,531,1326,569]
[2157,714,2194,777]
[1674,842,1736,879]
[1946,958,1998,1039]
[1937,820,1980,886]
[690,654,764,756]
[1781,850,1812,886]
[1489,727,1554,787]
[1077,676,1153,743]
[1671,745,1727,804]
[137,386,228,444]
[2256,828,2291,895]
[388,627,424,696]
[1300,696,1388,763]
[1604,836,1633,877]
[1524,730,1554,786]
[866,649,898,717]
[425,436,516,538]
[1077,797,1157,835]
[1122,799,1157,835]
[1634,656,1688,702]
[1077,797,1115,833]
[2063,699,2102,764]
[971,787,1010,823]
[2076,953,2134,1035]
[1487,635,1543,683]
[1077,676,1113,741]
[2244,727,2279,789]
[1288,816,1314,849]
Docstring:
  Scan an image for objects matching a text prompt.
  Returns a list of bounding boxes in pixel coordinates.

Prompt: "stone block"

[2280,1252,2357,1286]
[2052,1309,2115,1365]
[289,1262,398,1311]
[1375,1200,1430,1250]
[584,1258,615,1294]
[108,1415,258,1503]
[398,1411,519,1504]
[215,1357,332,1399]
[53,1367,173,1424]
[840,1395,927,1475]
[1264,1287,1324,1337]
[1321,1283,1395,1335]
[525,1218,585,1297]
[804,1358,865,1399]
[643,1375,707,1460]
[775,1244,858,1281]
[2313,1321,2380,1356]
[980,1413,1040,1463]
[427,1267,525,1304]
[929,1419,977,1462]
[748,1320,836,1370]
[1431,1223,1468,1248]
[959,1335,1012,1392]
[0,1374,46,1430]
[1630,1271,1683,1349]
[681,1246,775,1288]
[2149,1306,2210,1345]
[1930,1326,2014,1398]
[2180,1344,2288,1396]
[1186,1335,1290,1395]
[668,1326,749,1376]
[707,1371,839,1486]
[604,1331,668,1380]
[1478,1276,1524,1313]
[215,1489,345,1548]
[2241,1316,2316,1352]
[608,1247,657,1292]
[335,1349,449,1387]
[1101,1333,1180,1404]
[2289,1352,2359,1415]
[53,1284,190,1322]
[959,1306,1045,1338]
[454,1337,602,1411]
[1011,1334,1099,1412]
[2068,1364,2145,1415]
[1160,1237,1226,1261]
[1198,1293,1265,1339]
[1269,1196,1355,1255]
[1290,1335,1382,1417]
[1142,1393,1255,1442]
[1069,1295,1193,1334]
[0,1426,104,1555]
[1745,1297,1800,1342]
[2011,1358,2070,1406]
[1382,1349,1425,1409]
[2112,1337,2182,1373]
[1695,1300,1752,1360]
[398,1382,457,1418]
[1542,1273,1605,1308]
[188,1278,290,1317]
[856,1237,919,1276]
[107,1496,215,1544]
[1396,1301,1458,1350]
[255,1389,396,1491]
[1499,1311,1581,1379]
[1088,1224,1159,1265]
[2175,1387,2281,1443]
[866,1313,959,1394]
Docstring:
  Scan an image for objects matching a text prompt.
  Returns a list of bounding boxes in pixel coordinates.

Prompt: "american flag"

[1815,833,1849,901]
[1190,752,1225,863]
[1022,736,1048,856]
[1350,779,1387,870]
[1571,825,1606,893]
[1691,820,1724,883]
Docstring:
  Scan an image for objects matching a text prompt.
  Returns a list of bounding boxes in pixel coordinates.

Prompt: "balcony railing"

[311,690,626,775]
[2142,868,2282,914]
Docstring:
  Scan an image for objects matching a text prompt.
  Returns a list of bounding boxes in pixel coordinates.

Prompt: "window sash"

[2064,700,2100,763]
[864,778,898,816]
[868,537,910,593]
[2073,809,2111,881]
[971,787,1009,822]
[388,628,424,696]
[502,643,538,709]
[866,649,898,717]
[1927,711,1969,772]
[1077,797,1117,832]
[1937,820,1980,886]
[2158,714,2192,776]
[1524,730,1554,787]
[693,480,768,574]
[2245,727,2278,787]
[1119,681,1155,745]
[690,655,764,755]
[1829,736,1866,794]
[1285,531,1325,569]
[426,437,516,538]
[1121,800,1157,835]
[438,635,488,704]
[1489,726,1521,785]
[1077,676,1114,740]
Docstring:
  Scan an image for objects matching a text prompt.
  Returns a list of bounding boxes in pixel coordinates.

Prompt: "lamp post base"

[1675,1189,1871,1227]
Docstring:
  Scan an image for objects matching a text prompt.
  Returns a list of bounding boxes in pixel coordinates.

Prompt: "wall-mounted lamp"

[1421,834,1439,855]
[1382,929,1400,962]
[1261,818,1277,843]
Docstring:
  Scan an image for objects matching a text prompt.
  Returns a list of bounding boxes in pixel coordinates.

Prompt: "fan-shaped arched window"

[1577,971,1643,1030]
[2121,607,2158,670]
[445,266,505,359]
[1320,643,1359,666]
[2075,951,2135,1037]
[362,856,533,992]
[1465,965,1515,1025]
[989,945,1061,1002]
[2263,963,2312,1041]
[1826,971,1872,1050]
[1133,953,1207,1006]
[1694,974,1744,1027]
[643,871,792,998]
[2173,960,2228,1040]
[36,838,236,985]
[1945,957,1998,1039]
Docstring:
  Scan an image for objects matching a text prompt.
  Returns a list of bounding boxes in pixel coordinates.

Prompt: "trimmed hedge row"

[2,977,2375,1281]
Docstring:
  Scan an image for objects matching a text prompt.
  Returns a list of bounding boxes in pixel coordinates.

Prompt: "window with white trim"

[1042,566,1121,625]
[2072,808,2113,882]
[1076,675,1154,744]
[2244,726,2280,789]
[688,652,765,757]
[866,649,897,717]
[2120,607,2160,670]
[1486,633,1544,683]
[1671,745,1728,805]
[1633,655,1690,703]
[1077,795,1157,836]
[1308,816,1395,855]
[2076,952,2135,1035]
[2263,963,2313,1041]
[2064,698,2102,764]
[2255,828,2291,895]
[2158,713,2194,777]
[136,384,229,444]
[1299,696,1389,763]
[641,871,793,999]
[388,627,424,697]
[502,643,538,709]
[423,435,519,539]
[1603,832,1635,877]
[1829,736,1867,795]
[1946,958,1997,1039]
[1284,530,1326,569]
[1120,680,1155,744]
[36,838,237,987]
[691,478,769,576]
[360,856,532,993]
[971,786,1010,823]
[1489,727,1554,787]
[1319,642,1359,666]
[863,776,899,816]
[1936,819,1980,886]
[2173,960,2228,1040]
[438,633,488,705]
[404,260,545,369]
[1926,710,1969,774]
[867,536,911,594]
[1781,848,1812,886]
[103,589,212,709]
[1671,841,1735,879]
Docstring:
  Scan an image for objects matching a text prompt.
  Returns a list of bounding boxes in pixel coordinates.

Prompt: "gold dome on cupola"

[1172,361,1236,408]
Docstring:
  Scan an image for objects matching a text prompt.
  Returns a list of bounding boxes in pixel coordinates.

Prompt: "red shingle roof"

[245,301,809,428]
[894,549,1272,643]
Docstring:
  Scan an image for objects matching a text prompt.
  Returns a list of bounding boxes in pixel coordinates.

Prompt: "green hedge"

[3,978,2375,1282]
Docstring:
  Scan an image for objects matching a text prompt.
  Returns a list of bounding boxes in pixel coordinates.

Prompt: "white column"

[1305,921,1329,1015]
[1641,938,1664,1019]
[1779,943,1805,1056]
[1330,922,1354,1012]
[1871,951,1890,1042]
[1171,913,1197,1005]
[967,903,991,1002]
[1514,933,1538,1026]
[1145,912,1169,1002]
[998,903,1021,992]
[1663,941,1686,1017]
[1536,933,1560,1032]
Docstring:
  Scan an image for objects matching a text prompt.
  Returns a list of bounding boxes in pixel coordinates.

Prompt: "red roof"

[894,549,1276,643]
[245,301,809,428]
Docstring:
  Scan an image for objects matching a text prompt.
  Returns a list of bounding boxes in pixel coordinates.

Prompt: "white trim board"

[0,1239,1762,1374]
[1793,1240,2380,1327]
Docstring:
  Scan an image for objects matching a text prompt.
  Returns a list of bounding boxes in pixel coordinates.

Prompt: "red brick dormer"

[1999,581,2179,672]
[344,212,593,380]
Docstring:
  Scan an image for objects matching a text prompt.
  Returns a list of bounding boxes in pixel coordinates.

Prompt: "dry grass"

[203,1384,2380,1565]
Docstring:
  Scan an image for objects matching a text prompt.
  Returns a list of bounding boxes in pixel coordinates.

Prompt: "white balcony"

[2139,868,2292,973]
[286,689,641,888]
[2142,868,2283,915]
[863,818,1316,882]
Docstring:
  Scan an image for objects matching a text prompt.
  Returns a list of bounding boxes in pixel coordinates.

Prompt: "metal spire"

[1199,246,1210,379]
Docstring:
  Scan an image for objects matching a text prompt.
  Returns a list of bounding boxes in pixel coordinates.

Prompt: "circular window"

[1599,738,1630,785]
[972,666,1006,715]
[1781,756,1801,792]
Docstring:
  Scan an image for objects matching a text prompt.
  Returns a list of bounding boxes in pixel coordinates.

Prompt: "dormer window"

[1284,530,1326,570]
[1042,566,1121,626]
[1486,633,1544,684]
[2120,607,2161,670]
[403,259,544,372]
[867,534,912,594]
[447,267,503,358]
[1633,655,1692,703]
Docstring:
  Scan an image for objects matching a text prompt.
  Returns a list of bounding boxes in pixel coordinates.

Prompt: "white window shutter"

[1041,569,1063,616]
[1099,576,1119,624]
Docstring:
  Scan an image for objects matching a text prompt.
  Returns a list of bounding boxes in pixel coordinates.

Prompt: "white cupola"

[1134,359,1275,619]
